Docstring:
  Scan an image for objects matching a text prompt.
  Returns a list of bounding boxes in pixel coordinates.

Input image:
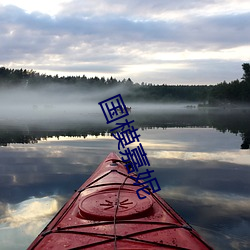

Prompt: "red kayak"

[28,152,213,249]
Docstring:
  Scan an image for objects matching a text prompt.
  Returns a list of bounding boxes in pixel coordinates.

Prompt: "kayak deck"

[28,152,213,249]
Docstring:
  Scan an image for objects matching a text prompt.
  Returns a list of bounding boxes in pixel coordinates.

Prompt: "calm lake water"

[0,104,250,249]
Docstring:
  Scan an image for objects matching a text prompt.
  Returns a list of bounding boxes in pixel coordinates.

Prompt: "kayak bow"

[28,152,213,249]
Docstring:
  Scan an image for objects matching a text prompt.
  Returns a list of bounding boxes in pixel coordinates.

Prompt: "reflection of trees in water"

[133,109,250,149]
[0,133,38,146]
[241,134,250,149]
[0,123,111,146]
[0,109,250,149]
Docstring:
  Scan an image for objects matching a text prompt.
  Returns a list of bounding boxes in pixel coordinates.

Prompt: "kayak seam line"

[39,170,134,241]
[80,169,141,192]
[29,191,82,249]
[82,183,137,189]
[54,225,191,250]
[54,225,190,235]
[56,221,182,230]
[39,191,82,239]
[82,170,115,189]
[150,193,213,249]
[151,192,187,225]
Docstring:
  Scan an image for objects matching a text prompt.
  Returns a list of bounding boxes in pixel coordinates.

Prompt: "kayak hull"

[28,152,213,249]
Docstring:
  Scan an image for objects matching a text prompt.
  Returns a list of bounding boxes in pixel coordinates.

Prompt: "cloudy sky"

[0,0,250,85]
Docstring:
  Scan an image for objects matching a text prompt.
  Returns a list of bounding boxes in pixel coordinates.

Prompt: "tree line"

[208,63,250,105]
[0,63,249,104]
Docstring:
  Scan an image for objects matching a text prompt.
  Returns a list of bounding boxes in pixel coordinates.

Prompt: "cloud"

[0,1,250,84]
[0,196,59,228]
[58,0,240,19]
[0,196,62,249]
[3,4,249,48]
[159,186,250,216]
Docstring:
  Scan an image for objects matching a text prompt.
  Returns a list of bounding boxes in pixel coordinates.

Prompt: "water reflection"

[0,108,250,249]
[0,196,62,250]
[0,196,59,228]
[0,107,250,149]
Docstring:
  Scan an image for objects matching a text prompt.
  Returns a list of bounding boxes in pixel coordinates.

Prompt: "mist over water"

[0,85,101,122]
[0,84,198,125]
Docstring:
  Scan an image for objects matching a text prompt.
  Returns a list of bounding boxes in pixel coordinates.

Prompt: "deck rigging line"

[113,173,130,249]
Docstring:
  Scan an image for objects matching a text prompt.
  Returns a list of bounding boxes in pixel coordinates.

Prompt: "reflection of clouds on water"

[0,196,59,229]
[141,127,250,249]
[140,127,243,152]
[0,139,117,204]
[0,196,61,250]
[151,150,250,167]
[3,136,116,178]
[160,186,250,216]
[150,157,250,198]
[194,223,250,250]
[0,127,249,249]
[138,127,249,166]
[42,133,112,142]
[159,187,250,250]
[0,202,7,218]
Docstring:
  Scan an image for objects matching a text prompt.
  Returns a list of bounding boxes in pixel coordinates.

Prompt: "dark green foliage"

[209,63,250,104]
[242,63,250,82]
[0,63,250,104]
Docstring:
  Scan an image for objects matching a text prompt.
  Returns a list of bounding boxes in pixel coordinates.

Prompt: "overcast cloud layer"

[0,0,250,84]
